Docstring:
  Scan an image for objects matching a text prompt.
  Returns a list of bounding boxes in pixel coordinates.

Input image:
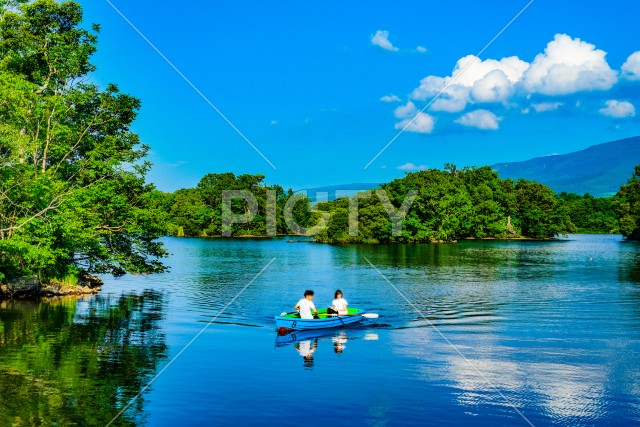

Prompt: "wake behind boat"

[275,308,377,332]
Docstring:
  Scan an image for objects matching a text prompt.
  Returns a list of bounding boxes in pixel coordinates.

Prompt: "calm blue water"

[1,234,640,426]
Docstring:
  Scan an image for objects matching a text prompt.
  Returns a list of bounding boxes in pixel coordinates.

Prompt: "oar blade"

[362,313,379,319]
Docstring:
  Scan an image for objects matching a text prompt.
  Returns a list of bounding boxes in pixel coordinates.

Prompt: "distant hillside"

[297,183,380,202]
[492,136,640,196]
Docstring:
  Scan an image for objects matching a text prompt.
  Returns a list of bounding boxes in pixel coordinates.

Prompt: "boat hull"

[275,308,365,331]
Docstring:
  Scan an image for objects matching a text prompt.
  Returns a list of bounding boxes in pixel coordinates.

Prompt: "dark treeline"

[614,165,640,240]
[155,172,315,237]
[557,193,618,234]
[314,165,574,243]
[159,164,640,244]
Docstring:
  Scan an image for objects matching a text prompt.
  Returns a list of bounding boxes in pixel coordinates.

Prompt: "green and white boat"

[275,308,377,331]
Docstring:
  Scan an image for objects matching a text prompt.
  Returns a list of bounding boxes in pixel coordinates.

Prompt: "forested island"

[1,0,640,297]
[157,166,637,244]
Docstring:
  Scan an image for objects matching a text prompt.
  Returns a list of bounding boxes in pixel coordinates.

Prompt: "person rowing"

[294,290,318,319]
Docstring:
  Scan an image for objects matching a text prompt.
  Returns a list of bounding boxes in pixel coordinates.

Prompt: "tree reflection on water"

[0,291,168,426]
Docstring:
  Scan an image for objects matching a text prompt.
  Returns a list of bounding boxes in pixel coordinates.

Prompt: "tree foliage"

[315,166,577,243]
[557,192,618,234]
[0,0,166,282]
[162,172,315,237]
[161,165,633,243]
[613,165,640,240]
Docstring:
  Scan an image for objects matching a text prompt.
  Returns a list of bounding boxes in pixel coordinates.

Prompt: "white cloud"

[410,76,466,112]
[395,112,435,134]
[470,69,516,103]
[599,100,636,118]
[406,33,621,119]
[371,30,398,52]
[393,102,435,133]
[397,162,427,171]
[522,34,617,95]
[391,33,635,134]
[380,94,401,103]
[451,55,528,88]
[416,45,427,53]
[270,120,277,125]
[531,102,563,112]
[455,109,501,130]
[410,55,529,112]
[431,83,470,112]
[622,51,640,80]
[394,101,417,119]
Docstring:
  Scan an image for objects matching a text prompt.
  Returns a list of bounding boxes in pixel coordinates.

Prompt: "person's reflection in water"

[294,338,318,368]
[333,332,347,353]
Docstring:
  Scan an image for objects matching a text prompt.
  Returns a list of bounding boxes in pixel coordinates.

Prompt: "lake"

[1,234,639,426]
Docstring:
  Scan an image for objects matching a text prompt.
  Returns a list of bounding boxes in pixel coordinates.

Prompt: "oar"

[279,311,379,319]
[327,312,379,319]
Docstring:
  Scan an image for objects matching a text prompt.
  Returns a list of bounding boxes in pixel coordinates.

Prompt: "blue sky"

[80,0,640,191]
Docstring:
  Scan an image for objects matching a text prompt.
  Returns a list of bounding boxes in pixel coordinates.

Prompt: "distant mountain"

[492,136,640,197]
[297,183,380,202]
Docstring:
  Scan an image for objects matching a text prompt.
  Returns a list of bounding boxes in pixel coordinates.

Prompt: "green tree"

[163,173,312,237]
[315,166,575,244]
[513,180,575,238]
[557,192,618,234]
[0,0,166,282]
[613,165,640,240]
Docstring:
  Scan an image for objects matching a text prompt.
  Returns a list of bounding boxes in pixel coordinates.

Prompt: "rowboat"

[275,308,369,331]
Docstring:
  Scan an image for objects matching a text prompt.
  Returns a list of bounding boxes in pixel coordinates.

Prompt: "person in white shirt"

[331,289,348,315]
[333,332,348,353]
[295,339,318,358]
[294,290,318,319]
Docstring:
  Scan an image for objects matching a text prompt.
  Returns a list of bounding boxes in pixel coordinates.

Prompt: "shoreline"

[168,232,620,240]
[0,273,104,300]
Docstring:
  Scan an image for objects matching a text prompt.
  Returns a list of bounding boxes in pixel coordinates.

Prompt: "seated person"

[295,290,318,319]
[328,289,348,315]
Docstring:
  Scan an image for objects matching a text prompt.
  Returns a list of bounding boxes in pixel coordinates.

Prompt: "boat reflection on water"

[332,332,347,353]
[276,328,379,368]
[294,339,318,368]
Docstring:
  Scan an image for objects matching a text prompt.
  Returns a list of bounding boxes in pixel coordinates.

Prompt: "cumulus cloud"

[622,51,640,80]
[387,33,638,133]
[394,101,416,118]
[410,55,529,113]
[393,102,435,133]
[395,113,435,133]
[397,162,427,171]
[416,45,427,53]
[455,109,501,130]
[531,102,563,112]
[380,94,401,103]
[522,34,617,95]
[599,100,636,118]
[371,30,398,52]
[406,33,621,118]
[409,55,529,113]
